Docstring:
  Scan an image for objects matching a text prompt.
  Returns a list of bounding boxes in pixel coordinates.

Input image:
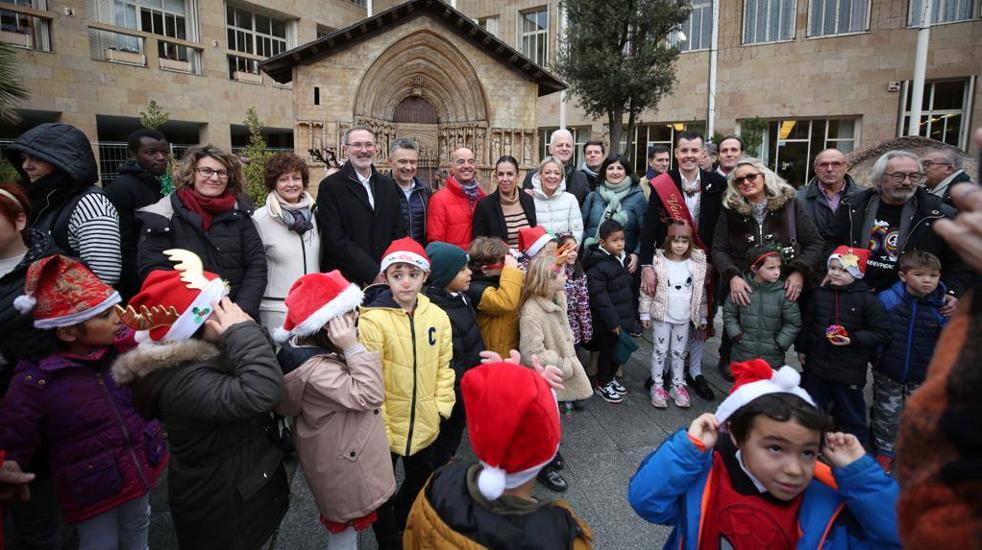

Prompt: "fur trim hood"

[112,339,221,385]
[729,183,797,216]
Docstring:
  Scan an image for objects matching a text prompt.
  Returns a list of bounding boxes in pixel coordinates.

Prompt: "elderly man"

[716,135,743,177]
[831,150,970,314]
[427,147,485,248]
[316,125,406,286]
[388,138,430,246]
[698,142,717,172]
[522,128,590,204]
[579,139,606,191]
[796,149,862,240]
[921,148,971,208]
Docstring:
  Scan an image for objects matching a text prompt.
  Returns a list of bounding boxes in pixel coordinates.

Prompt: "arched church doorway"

[393,96,441,189]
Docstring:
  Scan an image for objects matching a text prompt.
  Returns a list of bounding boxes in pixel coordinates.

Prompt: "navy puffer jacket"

[874,281,947,384]
[423,286,485,382]
[581,244,639,334]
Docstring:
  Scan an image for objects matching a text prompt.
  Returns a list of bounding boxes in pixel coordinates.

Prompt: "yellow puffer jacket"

[466,266,524,357]
[359,289,455,457]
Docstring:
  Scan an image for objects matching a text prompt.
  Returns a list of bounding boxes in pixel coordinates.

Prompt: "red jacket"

[427,176,485,249]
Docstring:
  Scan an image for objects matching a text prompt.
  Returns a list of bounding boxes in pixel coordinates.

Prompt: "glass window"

[478,15,499,37]
[671,0,713,51]
[909,0,978,25]
[520,7,548,66]
[761,118,858,186]
[225,5,289,77]
[899,78,972,149]
[743,0,796,44]
[809,0,869,36]
[0,0,51,51]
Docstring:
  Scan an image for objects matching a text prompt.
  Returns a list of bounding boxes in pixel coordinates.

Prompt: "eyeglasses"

[920,160,951,168]
[884,171,924,184]
[733,173,762,185]
[195,167,229,180]
[346,142,376,150]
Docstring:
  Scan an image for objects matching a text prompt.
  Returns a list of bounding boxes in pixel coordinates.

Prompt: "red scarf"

[177,187,237,231]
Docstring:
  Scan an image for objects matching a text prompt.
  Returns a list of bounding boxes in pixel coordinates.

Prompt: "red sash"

[651,173,706,252]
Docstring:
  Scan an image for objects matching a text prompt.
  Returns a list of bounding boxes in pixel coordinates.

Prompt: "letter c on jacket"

[428,327,436,345]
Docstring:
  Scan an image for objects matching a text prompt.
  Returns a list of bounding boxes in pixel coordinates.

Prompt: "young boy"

[404,359,593,549]
[423,241,486,466]
[723,244,802,369]
[582,219,639,404]
[465,236,524,358]
[628,359,901,549]
[872,250,947,471]
[797,246,890,445]
[358,237,455,546]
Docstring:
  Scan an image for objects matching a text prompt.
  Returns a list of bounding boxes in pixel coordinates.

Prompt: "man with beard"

[427,147,485,249]
[831,150,970,315]
[316,126,406,286]
[523,129,590,205]
[105,128,172,299]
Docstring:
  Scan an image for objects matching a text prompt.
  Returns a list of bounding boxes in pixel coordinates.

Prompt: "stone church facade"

[261,0,564,192]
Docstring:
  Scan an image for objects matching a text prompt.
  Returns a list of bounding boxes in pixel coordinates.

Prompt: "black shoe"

[717,357,734,382]
[610,378,627,394]
[595,382,623,403]
[686,374,716,401]
[537,467,568,492]
[551,451,565,471]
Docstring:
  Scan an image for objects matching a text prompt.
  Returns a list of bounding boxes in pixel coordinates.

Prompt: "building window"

[632,122,707,175]
[0,0,51,51]
[349,0,366,7]
[226,5,289,78]
[899,78,974,149]
[908,0,978,25]
[520,7,548,66]
[761,118,858,186]
[743,0,796,44]
[809,0,869,36]
[671,0,712,51]
[478,15,499,37]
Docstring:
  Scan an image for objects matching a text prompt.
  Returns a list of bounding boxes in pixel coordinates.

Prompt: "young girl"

[273,270,395,549]
[639,220,707,409]
[519,253,593,492]
[465,236,524,358]
[556,233,592,346]
[723,244,802,369]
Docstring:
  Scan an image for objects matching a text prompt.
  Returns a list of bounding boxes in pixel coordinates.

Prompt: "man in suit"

[315,126,406,286]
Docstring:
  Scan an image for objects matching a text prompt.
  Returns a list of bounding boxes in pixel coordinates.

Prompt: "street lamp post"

[908,0,934,136]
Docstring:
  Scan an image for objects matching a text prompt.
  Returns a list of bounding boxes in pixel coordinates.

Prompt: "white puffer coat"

[529,173,583,243]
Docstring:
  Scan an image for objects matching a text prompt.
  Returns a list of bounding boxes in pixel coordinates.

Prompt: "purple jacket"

[0,348,167,523]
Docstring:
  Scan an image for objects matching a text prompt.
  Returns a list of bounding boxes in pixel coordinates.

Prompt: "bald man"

[522,129,591,205]
[796,149,862,240]
[427,147,486,248]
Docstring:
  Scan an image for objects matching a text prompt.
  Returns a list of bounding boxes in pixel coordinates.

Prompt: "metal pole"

[908,0,933,136]
[558,3,567,129]
[707,0,719,136]
[366,0,372,17]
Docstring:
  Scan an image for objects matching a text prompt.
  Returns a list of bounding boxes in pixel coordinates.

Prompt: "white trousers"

[651,321,690,387]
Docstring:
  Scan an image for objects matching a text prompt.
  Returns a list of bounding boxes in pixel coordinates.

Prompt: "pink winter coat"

[275,347,395,522]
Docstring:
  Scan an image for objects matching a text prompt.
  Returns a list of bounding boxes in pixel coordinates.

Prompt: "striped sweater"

[66,193,122,285]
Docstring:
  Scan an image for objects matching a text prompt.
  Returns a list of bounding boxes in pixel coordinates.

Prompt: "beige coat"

[275,348,395,522]
[519,293,594,402]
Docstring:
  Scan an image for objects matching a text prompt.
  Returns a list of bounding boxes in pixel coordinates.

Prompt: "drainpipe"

[558,2,567,129]
[366,0,372,17]
[908,0,933,136]
[707,0,719,136]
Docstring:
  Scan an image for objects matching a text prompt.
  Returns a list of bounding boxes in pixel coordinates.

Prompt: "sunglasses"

[733,173,762,185]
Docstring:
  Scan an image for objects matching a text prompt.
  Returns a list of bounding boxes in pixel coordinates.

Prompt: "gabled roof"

[260,0,565,96]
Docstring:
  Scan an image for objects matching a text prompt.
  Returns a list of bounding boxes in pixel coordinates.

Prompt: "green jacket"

[723,275,802,368]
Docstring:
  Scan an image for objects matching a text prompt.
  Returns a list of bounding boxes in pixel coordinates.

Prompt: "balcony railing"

[87,21,203,75]
[0,3,52,51]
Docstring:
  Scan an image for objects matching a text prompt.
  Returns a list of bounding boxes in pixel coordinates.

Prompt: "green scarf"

[585,177,633,247]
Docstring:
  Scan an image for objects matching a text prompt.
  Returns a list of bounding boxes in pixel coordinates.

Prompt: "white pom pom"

[13,294,36,314]
[772,366,801,391]
[272,327,291,344]
[477,465,506,500]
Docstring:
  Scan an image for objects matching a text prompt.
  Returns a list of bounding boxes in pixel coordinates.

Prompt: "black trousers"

[372,445,437,549]
[595,330,620,386]
[802,371,870,446]
[430,386,466,467]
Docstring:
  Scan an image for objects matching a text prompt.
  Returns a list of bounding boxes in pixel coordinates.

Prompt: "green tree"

[741,117,767,158]
[241,107,271,205]
[554,0,690,164]
[0,42,28,125]
[139,99,169,129]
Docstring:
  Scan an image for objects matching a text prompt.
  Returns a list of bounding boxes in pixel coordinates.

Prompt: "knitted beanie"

[426,241,469,289]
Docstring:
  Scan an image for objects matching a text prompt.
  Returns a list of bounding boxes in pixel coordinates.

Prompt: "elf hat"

[14,255,120,329]
[123,249,229,342]
[518,225,555,258]
[715,359,816,424]
[462,361,561,501]
[827,246,869,280]
[273,271,363,344]
[380,237,430,274]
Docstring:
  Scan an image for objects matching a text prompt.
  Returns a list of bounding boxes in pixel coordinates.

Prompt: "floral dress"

[564,264,593,345]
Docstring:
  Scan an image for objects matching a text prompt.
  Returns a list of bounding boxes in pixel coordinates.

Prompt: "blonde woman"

[137,145,267,318]
[528,156,583,243]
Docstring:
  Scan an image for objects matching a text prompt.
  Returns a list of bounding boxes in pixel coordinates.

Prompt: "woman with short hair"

[138,145,267,319]
[529,156,583,243]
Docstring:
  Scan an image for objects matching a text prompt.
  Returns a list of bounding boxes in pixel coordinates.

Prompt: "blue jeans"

[802,372,870,446]
[74,494,150,550]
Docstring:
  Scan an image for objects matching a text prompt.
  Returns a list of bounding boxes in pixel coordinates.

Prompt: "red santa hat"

[380,237,430,273]
[518,225,555,258]
[124,249,229,342]
[715,359,816,424]
[462,361,561,500]
[827,245,870,280]
[13,255,120,329]
[273,271,363,343]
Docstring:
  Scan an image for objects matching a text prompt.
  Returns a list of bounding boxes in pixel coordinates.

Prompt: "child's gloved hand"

[823,432,866,468]
[688,413,720,449]
[327,313,359,351]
